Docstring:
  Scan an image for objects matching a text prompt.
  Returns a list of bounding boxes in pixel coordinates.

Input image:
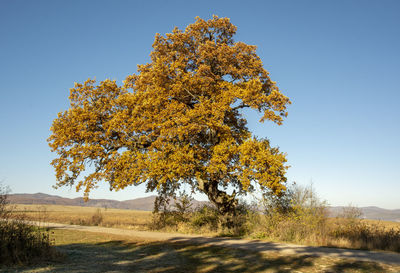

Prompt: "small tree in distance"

[48,16,291,224]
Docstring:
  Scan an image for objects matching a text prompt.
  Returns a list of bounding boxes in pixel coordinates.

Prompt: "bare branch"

[183,88,199,100]
[232,103,249,110]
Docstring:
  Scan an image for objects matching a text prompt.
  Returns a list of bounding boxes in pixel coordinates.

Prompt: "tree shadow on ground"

[169,236,400,265]
[327,260,386,273]
[3,240,392,273]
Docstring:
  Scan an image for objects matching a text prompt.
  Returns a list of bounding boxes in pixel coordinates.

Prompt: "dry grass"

[0,220,61,266]
[9,203,400,254]
[0,188,61,266]
[355,219,400,230]
[11,204,152,229]
[4,228,400,273]
[326,218,400,230]
[327,218,400,252]
[240,206,400,253]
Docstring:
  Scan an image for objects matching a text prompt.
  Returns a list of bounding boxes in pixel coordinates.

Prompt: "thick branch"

[197,178,237,216]
[183,88,199,100]
[232,103,249,110]
[170,97,195,109]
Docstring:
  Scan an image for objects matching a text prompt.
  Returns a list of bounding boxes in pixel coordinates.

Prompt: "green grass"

[3,228,400,273]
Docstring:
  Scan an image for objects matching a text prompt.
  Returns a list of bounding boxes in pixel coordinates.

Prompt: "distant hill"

[7,193,207,211]
[328,206,400,222]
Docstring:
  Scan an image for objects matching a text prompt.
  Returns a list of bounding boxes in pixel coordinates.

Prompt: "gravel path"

[35,221,400,265]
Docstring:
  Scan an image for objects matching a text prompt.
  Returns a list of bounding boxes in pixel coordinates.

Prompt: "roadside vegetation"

[0,183,61,266]
[10,183,400,254]
[150,183,400,253]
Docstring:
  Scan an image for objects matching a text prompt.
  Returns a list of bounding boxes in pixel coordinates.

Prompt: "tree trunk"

[197,178,238,227]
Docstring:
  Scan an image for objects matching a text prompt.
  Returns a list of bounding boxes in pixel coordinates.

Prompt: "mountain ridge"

[7,192,205,211]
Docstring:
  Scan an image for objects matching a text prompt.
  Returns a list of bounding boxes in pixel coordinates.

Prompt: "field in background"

[329,218,400,231]
[11,204,153,230]
[4,228,400,273]
[362,219,400,230]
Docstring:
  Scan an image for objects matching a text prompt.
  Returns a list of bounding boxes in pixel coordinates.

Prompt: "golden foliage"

[48,16,291,203]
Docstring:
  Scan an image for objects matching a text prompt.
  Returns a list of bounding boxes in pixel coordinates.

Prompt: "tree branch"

[232,103,249,110]
[170,97,195,109]
[197,177,237,216]
[183,88,199,100]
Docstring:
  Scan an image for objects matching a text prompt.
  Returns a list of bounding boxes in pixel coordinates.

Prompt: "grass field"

[11,204,153,230]
[326,217,400,231]
[3,228,400,273]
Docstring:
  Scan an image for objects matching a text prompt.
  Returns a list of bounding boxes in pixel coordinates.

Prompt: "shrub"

[90,208,103,226]
[149,182,400,252]
[187,200,257,236]
[151,191,196,230]
[190,204,220,231]
[0,220,56,265]
[0,182,60,265]
[173,191,193,223]
[257,183,329,244]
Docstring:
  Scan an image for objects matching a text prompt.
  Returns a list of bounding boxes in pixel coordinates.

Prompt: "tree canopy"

[48,16,291,216]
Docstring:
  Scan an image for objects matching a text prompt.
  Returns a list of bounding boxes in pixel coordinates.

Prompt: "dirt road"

[34,221,400,265]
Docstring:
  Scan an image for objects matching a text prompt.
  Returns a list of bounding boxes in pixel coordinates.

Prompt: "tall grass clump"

[253,183,328,245]
[0,183,59,265]
[329,205,400,252]
[90,208,103,226]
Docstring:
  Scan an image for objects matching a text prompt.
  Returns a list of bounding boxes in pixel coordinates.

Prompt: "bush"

[149,184,328,238]
[148,182,400,252]
[90,208,103,226]
[150,191,196,230]
[0,220,56,265]
[173,191,193,223]
[253,183,329,244]
[260,186,400,252]
[0,182,59,265]
[190,204,220,231]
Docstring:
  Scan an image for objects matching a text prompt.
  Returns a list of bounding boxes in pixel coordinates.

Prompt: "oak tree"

[48,16,291,218]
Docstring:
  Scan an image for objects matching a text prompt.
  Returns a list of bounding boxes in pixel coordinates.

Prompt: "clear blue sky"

[1,0,399,208]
